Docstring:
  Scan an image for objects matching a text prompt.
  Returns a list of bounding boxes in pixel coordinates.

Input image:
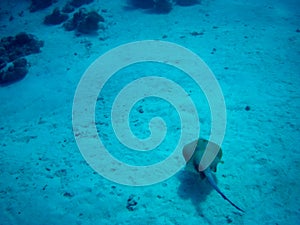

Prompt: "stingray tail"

[203,170,245,213]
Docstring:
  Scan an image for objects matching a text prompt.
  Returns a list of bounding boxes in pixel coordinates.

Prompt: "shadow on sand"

[177,170,218,221]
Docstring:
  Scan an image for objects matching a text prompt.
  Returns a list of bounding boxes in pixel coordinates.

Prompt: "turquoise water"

[0,0,299,224]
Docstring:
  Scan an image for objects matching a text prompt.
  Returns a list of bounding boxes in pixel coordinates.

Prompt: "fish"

[183,138,245,213]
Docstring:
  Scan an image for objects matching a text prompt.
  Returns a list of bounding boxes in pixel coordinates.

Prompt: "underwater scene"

[0,0,299,224]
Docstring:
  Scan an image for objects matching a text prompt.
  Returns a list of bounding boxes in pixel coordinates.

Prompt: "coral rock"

[77,11,104,33]
[1,32,44,62]
[70,0,94,8]
[30,0,53,12]
[44,8,69,25]
[0,58,28,85]
[64,9,104,34]
[154,0,173,14]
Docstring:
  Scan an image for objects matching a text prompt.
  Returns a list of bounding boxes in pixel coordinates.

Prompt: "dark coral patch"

[30,0,54,12]
[44,8,69,25]
[70,0,94,8]
[0,58,28,85]
[63,9,104,34]
[0,33,43,85]
[1,32,44,62]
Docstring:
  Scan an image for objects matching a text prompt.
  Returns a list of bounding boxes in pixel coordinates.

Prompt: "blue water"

[0,0,299,224]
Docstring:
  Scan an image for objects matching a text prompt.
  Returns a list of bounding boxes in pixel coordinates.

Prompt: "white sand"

[0,0,299,224]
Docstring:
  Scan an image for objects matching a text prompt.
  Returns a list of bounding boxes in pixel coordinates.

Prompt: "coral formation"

[62,3,75,13]
[154,0,173,13]
[63,9,104,34]
[69,0,94,8]
[0,58,28,85]
[62,0,93,13]
[0,32,44,62]
[129,0,155,9]
[44,8,69,25]
[0,33,43,85]
[77,11,104,33]
[29,0,54,12]
[126,194,139,211]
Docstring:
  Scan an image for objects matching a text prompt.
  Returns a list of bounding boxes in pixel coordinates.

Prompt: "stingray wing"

[183,138,222,173]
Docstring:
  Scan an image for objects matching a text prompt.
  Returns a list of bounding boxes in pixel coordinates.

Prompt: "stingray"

[183,138,245,213]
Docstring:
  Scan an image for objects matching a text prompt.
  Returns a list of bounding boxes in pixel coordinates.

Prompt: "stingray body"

[183,138,244,213]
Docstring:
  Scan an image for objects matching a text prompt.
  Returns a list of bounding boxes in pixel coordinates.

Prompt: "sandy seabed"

[0,0,299,224]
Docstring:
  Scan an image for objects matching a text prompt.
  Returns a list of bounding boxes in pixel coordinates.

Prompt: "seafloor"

[0,0,299,224]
